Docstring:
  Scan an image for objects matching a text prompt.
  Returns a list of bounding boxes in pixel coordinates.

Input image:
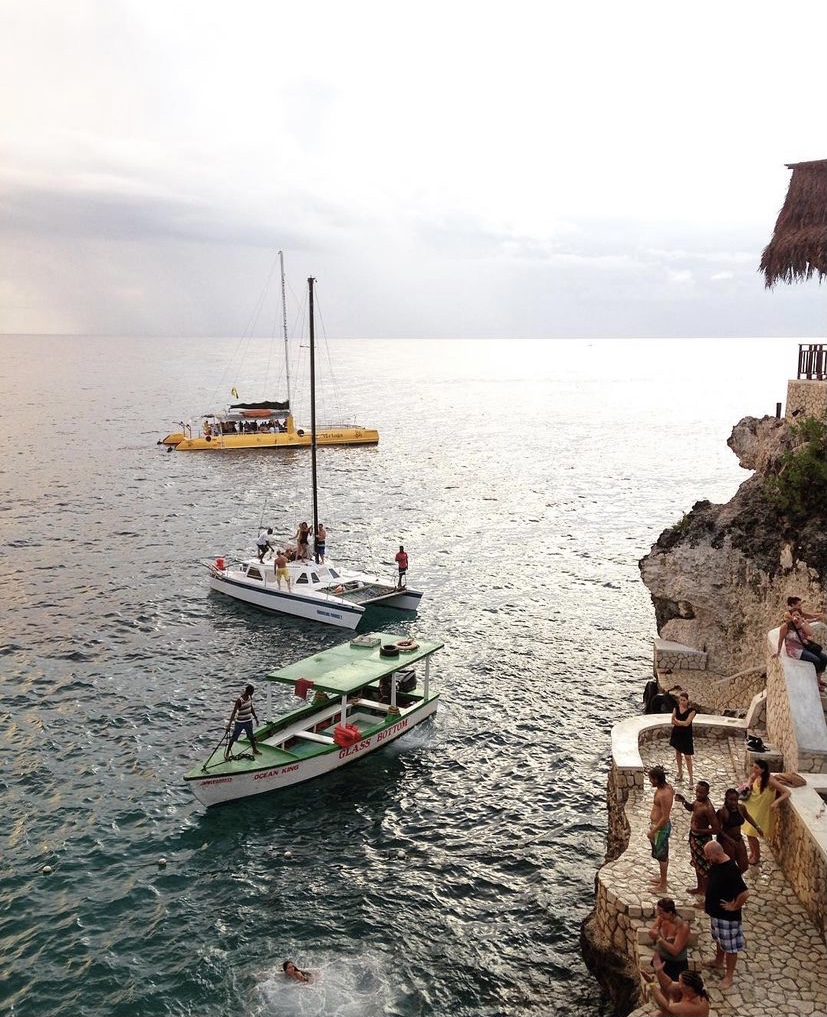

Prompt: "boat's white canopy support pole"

[266,684,273,722]
[388,672,400,716]
[423,656,431,699]
[340,693,348,726]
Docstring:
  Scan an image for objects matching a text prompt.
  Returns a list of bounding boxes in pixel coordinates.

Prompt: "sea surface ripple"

[0,335,796,1016]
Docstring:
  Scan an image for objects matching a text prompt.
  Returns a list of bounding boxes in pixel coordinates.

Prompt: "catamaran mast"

[308,277,319,560]
[279,250,291,408]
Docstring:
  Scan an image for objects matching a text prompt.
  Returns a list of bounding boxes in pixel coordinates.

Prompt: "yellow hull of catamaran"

[165,426,379,450]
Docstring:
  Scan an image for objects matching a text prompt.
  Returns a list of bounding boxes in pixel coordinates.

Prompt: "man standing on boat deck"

[225,684,261,759]
[395,545,408,588]
[315,523,327,564]
[256,528,274,562]
[274,549,291,591]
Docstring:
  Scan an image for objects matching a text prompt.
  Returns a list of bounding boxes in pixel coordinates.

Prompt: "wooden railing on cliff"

[798,343,826,380]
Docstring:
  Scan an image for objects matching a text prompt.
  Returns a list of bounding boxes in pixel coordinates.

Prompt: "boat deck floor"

[218,694,425,768]
[198,694,428,775]
[337,583,397,604]
[220,743,297,769]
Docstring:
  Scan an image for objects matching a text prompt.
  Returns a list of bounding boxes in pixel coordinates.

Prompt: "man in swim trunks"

[675,780,720,898]
[648,765,674,893]
[314,523,327,564]
[274,550,291,591]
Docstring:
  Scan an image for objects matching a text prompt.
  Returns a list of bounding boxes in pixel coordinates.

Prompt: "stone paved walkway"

[602,735,827,1016]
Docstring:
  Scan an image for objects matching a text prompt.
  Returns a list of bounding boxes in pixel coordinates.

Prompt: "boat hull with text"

[184,635,442,806]
[207,556,423,629]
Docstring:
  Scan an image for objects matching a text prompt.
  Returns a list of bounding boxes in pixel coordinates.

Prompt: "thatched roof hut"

[760,159,827,287]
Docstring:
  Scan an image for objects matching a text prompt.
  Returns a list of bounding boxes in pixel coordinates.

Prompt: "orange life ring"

[396,639,419,651]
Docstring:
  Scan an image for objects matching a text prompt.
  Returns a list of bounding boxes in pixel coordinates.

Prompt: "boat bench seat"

[261,701,345,749]
[350,698,394,714]
[294,730,335,745]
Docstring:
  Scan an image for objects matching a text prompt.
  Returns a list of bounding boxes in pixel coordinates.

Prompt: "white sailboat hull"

[207,556,422,629]
[187,697,438,806]
[209,571,364,629]
[369,588,423,611]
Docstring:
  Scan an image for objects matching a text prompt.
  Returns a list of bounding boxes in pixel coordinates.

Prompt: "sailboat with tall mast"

[158,252,378,451]
[206,276,423,629]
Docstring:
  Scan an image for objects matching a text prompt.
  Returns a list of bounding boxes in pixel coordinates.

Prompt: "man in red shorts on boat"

[395,545,408,588]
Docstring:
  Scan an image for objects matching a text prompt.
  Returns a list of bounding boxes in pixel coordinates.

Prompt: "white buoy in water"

[42,865,53,875]
[158,857,167,868]
[284,850,293,859]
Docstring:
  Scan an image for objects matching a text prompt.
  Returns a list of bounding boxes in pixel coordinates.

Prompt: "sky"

[0,0,825,339]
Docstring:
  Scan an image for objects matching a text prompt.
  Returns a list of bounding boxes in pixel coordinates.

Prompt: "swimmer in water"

[283,959,310,983]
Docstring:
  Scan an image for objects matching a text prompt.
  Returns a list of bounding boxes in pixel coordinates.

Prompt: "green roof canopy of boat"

[266,634,444,694]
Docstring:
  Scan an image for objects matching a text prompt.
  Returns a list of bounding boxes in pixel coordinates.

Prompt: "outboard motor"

[379,669,417,701]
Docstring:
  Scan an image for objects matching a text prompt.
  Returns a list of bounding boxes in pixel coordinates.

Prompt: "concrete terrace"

[600,731,827,1017]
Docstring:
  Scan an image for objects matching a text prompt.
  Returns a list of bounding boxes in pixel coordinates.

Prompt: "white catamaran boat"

[208,555,422,629]
[184,633,443,807]
[206,276,423,629]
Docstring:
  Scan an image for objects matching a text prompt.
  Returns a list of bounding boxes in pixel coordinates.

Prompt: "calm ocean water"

[0,334,800,1016]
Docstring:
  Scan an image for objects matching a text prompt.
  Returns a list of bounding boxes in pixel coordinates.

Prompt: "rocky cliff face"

[639,415,826,676]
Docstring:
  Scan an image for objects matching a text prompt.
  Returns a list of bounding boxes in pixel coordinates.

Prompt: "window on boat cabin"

[295,574,309,585]
[329,569,340,578]
[246,566,264,581]
[310,572,320,583]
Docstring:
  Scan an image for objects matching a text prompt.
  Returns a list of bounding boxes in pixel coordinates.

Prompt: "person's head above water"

[282,960,308,982]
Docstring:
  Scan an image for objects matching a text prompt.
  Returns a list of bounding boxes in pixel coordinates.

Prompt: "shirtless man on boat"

[648,765,674,893]
[274,550,291,591]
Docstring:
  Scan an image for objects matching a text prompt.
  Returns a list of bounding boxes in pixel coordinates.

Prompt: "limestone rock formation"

[640,414,826,675]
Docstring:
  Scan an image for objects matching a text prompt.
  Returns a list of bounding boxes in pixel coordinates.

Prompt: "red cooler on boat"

[333,724,361,747]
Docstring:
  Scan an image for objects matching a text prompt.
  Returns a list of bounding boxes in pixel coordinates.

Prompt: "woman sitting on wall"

[773,609,827,690]
[646,898,690,980]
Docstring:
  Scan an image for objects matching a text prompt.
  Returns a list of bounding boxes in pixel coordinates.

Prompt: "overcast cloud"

[0,0,824,338]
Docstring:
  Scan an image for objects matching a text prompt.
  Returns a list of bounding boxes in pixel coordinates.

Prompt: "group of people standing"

[292,520,326,563]
[647,753,791,1001]
[640,594,826,1012]
[255,527,411,590]
[255,522,328,567]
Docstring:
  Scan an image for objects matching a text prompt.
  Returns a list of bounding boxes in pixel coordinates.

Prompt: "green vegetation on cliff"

[653,415,827,578]
[764,417,827,522]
